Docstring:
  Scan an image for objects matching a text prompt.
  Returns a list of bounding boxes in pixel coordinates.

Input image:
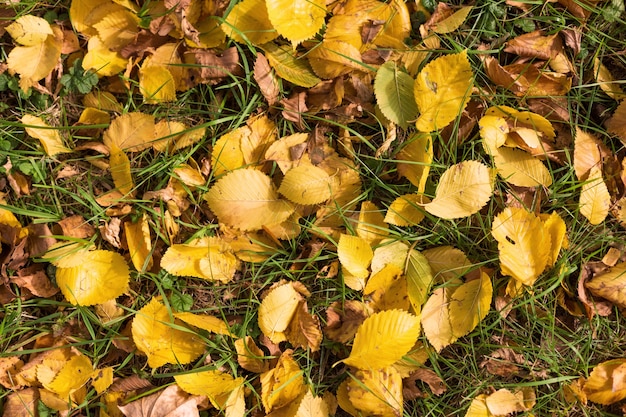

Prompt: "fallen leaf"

[21,115,70,156]
[266,0,326,45]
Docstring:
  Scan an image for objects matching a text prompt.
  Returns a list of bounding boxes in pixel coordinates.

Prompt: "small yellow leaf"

[421,288,455,352]
[341,309,421,370]
[132,298,206,368]
[261,350,305,412]
[139,65,176,104]
[56,250,130,306]
[573,128,606,180]
[448,273,492,339]
[212,127,247,176]
[384,194,429,226]
[266,0,326,45]
[492,146,553,187]
[21,115,70,156]
[44,355,93,399]
[264,132,309,174]
[540,211,568,268]
[584,262,626,309]
[109,144,134,196]
[204,168,295,231]
[371,240,409,277]
[7,15,53,46]
[91,367,113,394]
[279,165,332,205]
[347,367,403,417]
[77,107,110,126]
[486,389,527,415]
[222,0,277,45]
[396,132,433,192]
[161,237,240,282]
[124,214,153,272]
[356,201,389,246]
[425,161,494,219]
[422,246,471,284]
[83,91,123,113]
[579,166,610,225]
[464,394,490,417]
[174,312,233,336]
[103,113,156,152]
[175,369,243,402]
[262,43,321,88]
[478,114,509,154]
[337,234,373,281]
[584,359,626,405]
[258,283,303,343]
[295,389,330,417]
[414,50,473,132]
[92,9,139,51]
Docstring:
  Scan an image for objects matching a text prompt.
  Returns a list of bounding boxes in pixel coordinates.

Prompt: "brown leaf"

[484,56,528,96]
[578,262,613,319]
[254,52,280,106]
[307,78,344,113]
[557,0,602,19]
[403,369,446,400]
[2,388,39,417]
[190,47,241,85]
[281,91,308,130]
[110,374,155,393]
[324,300,370,343]
[561,29,582,55]
[504,30,563,60]
[120,29,170,59]
[54,215,95,239]
[285,301,323,352]
[118,384,202,417]
[10,265,58,298]
[99,217,122,248]
[26,224,55,257]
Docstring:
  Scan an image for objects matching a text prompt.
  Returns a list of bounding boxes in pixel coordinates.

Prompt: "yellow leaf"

[82,36,128,77]
[347,367,403,417]
[144,43,189,91]
[109,144,134,196]
[132,298,205,368]
[464,394,490,417]
[396,132,433,192]
[69,0,103,34]
[308,40,364,80]
[492,146,553,187]
[414,50,473,132]
[540,211,567,268]
[91,367,113,394]
[212,127,247,176]
[160,237,240,282]
[422,246,471,284]
[584,359,626,405]
[222,0,278,45]
[103,112,156,152]
[425,161,494,219]
[365,264,410,312]
[579,166,610,225]
[356,201,389,246]
[174,312,233,336]
[7,30,61,92]
[371,240,409,277]
[486,388,531,415]
[242,114,278,166]
[573,128,606,180]
[153,120,206,153]
[431,6,473,34]
[175,369,243,402]
[285,300,323,352]
[258,282,303,343]
[478,114,509,154]
[341,309,420,369]
[262,42,321,88]
[77,107,110,127]
[405,248,433,313]
[56,249,130,306]
[384,193,429,227]
[594,58,626,100]
[421,288,455,352]
[337,234,373,283]
[492,207,550,286]
[448,273,492,339]
[295,389,329,417]
[44,355,93,399]
[264,133,309,174]
[7,15,53,46]
[279,165,332,205]
[204,168,295,231]
[261,350,305,412]
[584,262,626,309]
[124,214,153,272]
[266,0,326,45]
[21,115,70,156]
[235,336,269,373]
[83,91,123,113]
[139,65,176,103]
[92,9,139,51]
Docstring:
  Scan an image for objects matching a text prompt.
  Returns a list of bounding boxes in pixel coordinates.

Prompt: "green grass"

[1,0,626,416]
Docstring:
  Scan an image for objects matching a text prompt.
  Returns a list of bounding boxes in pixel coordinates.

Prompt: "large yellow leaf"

[7,30,61,92]
[258,282,303,343]
[341,309,421,369]
[396,132,433,192]
[448,273,492,338]
[375,61,419,129]
[584,262,626,309]
[261,350,305,412]
[414,50,473,132]
[279,165,332,205]
[204,168,294,231]
[56,250,130,306]
[43,354,93,400]
[266,0,326,45]
[421,288,455,352]
[103,113,156,152]
[160,237,240,282]
[132,298,206,368]
[491,207,550,286]
[21,114,70,156]
[222,0,277,45]
[579,166,610,225]
[7,15,53,46]
[347,367,403,417]
[492,147,553,187]
[425,161,494,219]
[262,42,321,88]
[337,234,373,282]
[124,214,153,272]
[82,36,128,77]
[584,359,626,405]
[139,65,176,104]
[109,144,134,196]
[405,249,433,313]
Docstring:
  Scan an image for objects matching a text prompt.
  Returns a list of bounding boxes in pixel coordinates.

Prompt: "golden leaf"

[175,369,244,402]
[285,300,323,352]
[83,91,123,113]
[161,237,240,282]
[337,234,373,284]
[264,133,309,174]
[242,114,278,166]
[262,43,321,88]
[222,0,278,45]
[347,367,403,417]
[7,15,53,46]
[204,168,295,231]
[279,165,332,205]
[579,166,610,225]
[414,50,473,132]
[103,112,156,152]
[365,264,410,312]
[421,288,455,352]
[594,58,626,100]
[341,309,420,369]
[396,132,433,192]
[91,367,113,394]
[464,394,490,417]
[139,65,176,104]
[492,207,550,286]
[308,40,364,80]
[384,194,429,227]
[82,36,128,77]
[540,211,568,268]
[109,144,134,196]
[371,240,409,277]
[211,127,247,177]
[266,0,326,45]
[174,312,233,336]
[448,273,492,339]
[132,298,206,368]
[584,262,626,309]
[7,30,61,92]
[235,336,269,373]
[356,201,389,246]
[258,282,303,343]
[92,9,139,51]
[492,146,553,187]
[573,128,607,180]
[56,249,130,306]
[485,389,528,415]
[478,114,508,154]
[431,6,473,34]
[425,161,494,219]
[77,107,110,127]
[295,389,330,417]
[21,115,70,156]
[261,350,306,412]
[584,359,626,405]
[124,214,153,272]
[43,355,93,399]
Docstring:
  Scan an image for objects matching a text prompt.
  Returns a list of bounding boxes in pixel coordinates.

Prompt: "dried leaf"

[262,42,321,88]
[584,262,626,309]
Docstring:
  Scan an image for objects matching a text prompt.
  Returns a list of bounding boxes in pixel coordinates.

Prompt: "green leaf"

[261,42,321,88]
[375,61,418,129]
[404,249,433,314]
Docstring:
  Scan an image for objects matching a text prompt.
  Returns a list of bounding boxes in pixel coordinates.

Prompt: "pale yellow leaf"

[464,394,490,417]
[347,367,403,417]
[264,132,309,174]
[370,240,409,277]
[448,273,492,338]
[175,369,243,401]
[421,288,455,352]
[205,169,294,231]
[279,165,332,205]
[425,160,494,219]
[69,0,102,34]
[92,9,139,51]
[432,6,473,34]
[295,389,329,417]
[414,50,473,132]
[262,42,321,88]
[384,194,429,226]
[573,128,606,180]
[594,58,626,100]
[242,114,278,166]
[83,91,123,112]
[337,234,373,281]
[478,114,508,154]
[396,132,433,192]
[21,114,70,156]
[56,250,130,306]
[124,215,153,272]
[161,237,240,282]
[139,65,176,103]
[212,127,247,176]
[103,112,156,152]
[266,0,326,45]
[342,309,421,369]
[492,146,553,187]
[540,211,568,267]
[222,0,278,45]
[7,15,53,46]
[258,283,303,343]
[132,298,205,368]
[422,246,471,284]
[486,389,526,415]
[579,165,610,225]
[355,201,389,246]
